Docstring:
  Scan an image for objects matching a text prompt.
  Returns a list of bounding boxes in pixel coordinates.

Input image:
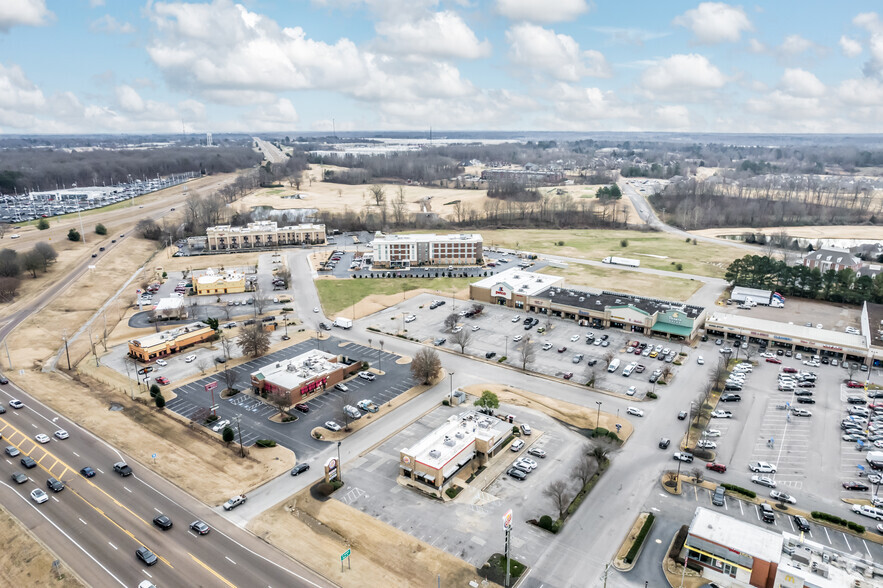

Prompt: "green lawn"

[537,264,701,302]
[478,229,740,278]
[315,277,474,316]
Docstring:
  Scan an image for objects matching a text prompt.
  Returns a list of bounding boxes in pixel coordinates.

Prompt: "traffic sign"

[502,509,512,530]
[152,453,157,459]
[340,549,351,561]
[205,381,218,391]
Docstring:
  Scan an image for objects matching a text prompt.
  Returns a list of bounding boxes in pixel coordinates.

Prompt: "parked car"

[749,461,778,473]
[507,468,527,480]
[677,411,688,420]
[510,439,525,452]
[358,371,376,381]
[706,462,727,473]
[712,485,726,506]
[770,490,796,504]
[324,421,341,432]
[711,410,733,418]
[843,481,870,491]
[793,516,811,532]
[751,475,777,488]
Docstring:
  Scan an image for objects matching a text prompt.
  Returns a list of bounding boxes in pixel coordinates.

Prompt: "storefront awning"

[652,322,694,337]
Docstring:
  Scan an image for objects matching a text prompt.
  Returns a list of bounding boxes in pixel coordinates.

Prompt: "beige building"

[372,231,483,268]
[128,322,214,363]
[399,411,508,497]
[193,268,246,296]
[206,220,325,251]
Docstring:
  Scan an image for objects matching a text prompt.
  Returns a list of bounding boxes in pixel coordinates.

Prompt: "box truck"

[602,256,640,267]
[334,317,353,329]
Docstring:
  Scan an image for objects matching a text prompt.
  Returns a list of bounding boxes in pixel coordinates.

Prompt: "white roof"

[403,411,505,471]
[471,266,564,297]
[154,297,184,312]
[779,532,883,588]
[251,350,339,391]
[373,231,482,244]
[196,268,243,284]
[707,312,868,352]
[689,507,783,563]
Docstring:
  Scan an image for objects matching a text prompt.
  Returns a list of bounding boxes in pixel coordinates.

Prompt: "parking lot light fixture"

[337,441,343,484]
[449,371,455,404]
[595,401,602,431]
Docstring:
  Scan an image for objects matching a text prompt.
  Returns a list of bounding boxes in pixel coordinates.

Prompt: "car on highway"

[54,430,69,440]
[749,461,778,473]
[626,407,644,417]
[47,477,64,492]
[325,421,341,432]
[30,488,49,504]
[184,355,197,363]
[358,371,376,381]
[9,399,23,409]
[190,520,210,535]
[222,495,247,511]
[113,461,132,476]
[34,433,50,444]
[751,475,777,488]
[527,447,546,458]
[5,446,19,457]
[706,462,727,473]
[135,546,159,566]
[80,466,96,478]
[11,472,27,484]
[770,490,796,504]
[0,403,4,414]
[153,514,173,530]
[0,375,8,384]
[291,463,310,476]
[294,403,309,413]
[20,456,36,469]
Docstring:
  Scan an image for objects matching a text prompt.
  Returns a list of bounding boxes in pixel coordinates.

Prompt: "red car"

[782,367,797,373]
[846,380,864,389]
[558,346,567,353]
[155,376,170,385]
[765,357,782,364]
[633,347,643,355]
[294,403,309,413]
[563,372,573,380]
[705,462,727,473]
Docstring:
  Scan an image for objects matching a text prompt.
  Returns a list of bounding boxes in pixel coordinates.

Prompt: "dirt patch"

[461,383,633,441]
[613,512,650,571]
[537,264,702,302]
[249,487,494,588]
[0,507,84,587]
[322,284,471,321]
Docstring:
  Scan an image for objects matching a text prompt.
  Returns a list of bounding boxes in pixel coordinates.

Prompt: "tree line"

[310,151,462,185]
[0,242,58,301]
[724,254,883,305]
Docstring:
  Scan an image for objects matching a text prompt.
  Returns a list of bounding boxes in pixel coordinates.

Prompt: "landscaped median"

[613,512,655,571]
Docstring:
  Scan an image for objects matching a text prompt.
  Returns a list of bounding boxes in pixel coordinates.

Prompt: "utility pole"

[62,330,71,371]
[449,371,455,404]
[337,441,343,483]
[4,341,11,369]
[595,401,602,430]
[232,415,245,458]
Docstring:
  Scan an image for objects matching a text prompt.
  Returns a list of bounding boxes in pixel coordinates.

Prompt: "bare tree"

[237,323,270,358]
[584,366,598,388]
[275,267,291,288]
[574,453,596,487]
[220,334,233,360]
[391,186,407,226]
[544,479,572,520]
[743,345,756,363]
[847,362,858,382]
[444,313,459,331]
[195,358,208,374]
[338,391,353,431]
[603,351,615,367]
[369,184,385,207]
[254,286,270,315]
[451,328,472,353]
[222,364,237,392]
[410,348,442,384]
[0,224,8,239]
[711,356,728,389]
[471,303,484,315]
[518,336,536,371]
[591,444,610,464]
[0,277,20,302]
[269,391,292,417]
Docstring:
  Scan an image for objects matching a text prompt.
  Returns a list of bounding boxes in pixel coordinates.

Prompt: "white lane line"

[142,571,152,578]
[123,486,132,493]
[78,517,87,525]
[843,533,851,551]
[225,556,237,565]
[739,500,744,515]
[30,423,37,428]
[154,507,162,513]
[72,451,79,457]
[108,542,118,550]
[824,526,832,544]
[96,468,104,474]
[864,539,872,557]
[52,496,59,502]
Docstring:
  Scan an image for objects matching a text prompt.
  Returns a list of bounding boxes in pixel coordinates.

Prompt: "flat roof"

[130,322,209,349]
[688,507,782,563]
[403,411,505,471]
[707,312,868,352]
[250,350,340,391]
[531,283,705,320]
[154,298,184,312]
[207,221,324,234]
[471,267,564,297]
[196,268,243,284]
[731,286,772,299]
[373,231,482,244]
[868,302,883,350]
[779,532,883,588]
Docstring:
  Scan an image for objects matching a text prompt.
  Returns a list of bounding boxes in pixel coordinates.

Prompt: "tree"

[574,453,596,487]
[95,223,107,235]
[661,365,673,383]
[743,345,756,363]
[471,303,484,315]
[443,313,459,331]
[544,479,572,520]
[222,426,235,445]
[37,218,49,230]
[591,444,609,464]
[0,277,20,301]
[33,242,57,270]
[410,348,441,384]
[149,384,160,398]
[237,323,270,358]
[204,317,219,331]
[136,219,163,240]
[222,363,237,392]
[195,358,208,374]
[518,336,536,371]
[269,391,292,417]
[22,250,42,278]
[66,228,80,242]
[451,328,471,353]
[0,249,20,277]
[603,351,615,367]
[369,184,385,207]
[154,394,165,409]
[275,267,291,288]
[0,224,7,239]
[474,390,500,411]
[847,362,858,382]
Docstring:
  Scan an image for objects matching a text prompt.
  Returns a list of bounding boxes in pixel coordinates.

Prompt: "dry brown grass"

[690,225,883,240]
[249,489,492,588]
[537,264,702,302]
[0,507,84,588]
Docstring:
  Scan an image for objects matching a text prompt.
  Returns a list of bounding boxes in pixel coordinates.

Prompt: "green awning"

[651,322,694,336]
[254,372,265,381]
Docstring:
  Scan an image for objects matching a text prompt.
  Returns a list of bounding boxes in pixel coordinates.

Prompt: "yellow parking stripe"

[189,553,236,588]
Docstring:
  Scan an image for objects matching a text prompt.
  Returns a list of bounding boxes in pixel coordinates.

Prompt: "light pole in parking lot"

[379,340,384,373]
[231,415,245,457]
[337,441,343,483]
[595,401,602,431]
[449,371,455,404]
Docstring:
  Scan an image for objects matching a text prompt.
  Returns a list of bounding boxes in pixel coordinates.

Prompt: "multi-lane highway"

[0,380,330,587]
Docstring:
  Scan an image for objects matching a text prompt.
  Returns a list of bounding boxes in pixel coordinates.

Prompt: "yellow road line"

[189,553,236,588]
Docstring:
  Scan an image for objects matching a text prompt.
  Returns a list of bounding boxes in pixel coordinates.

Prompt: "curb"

[612,511,653,572]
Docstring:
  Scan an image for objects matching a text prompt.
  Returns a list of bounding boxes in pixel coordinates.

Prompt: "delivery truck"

[602,256,640,267]
[334,317,353,329]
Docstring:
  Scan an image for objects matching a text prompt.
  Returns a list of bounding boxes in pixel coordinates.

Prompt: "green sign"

[341,549,351,562]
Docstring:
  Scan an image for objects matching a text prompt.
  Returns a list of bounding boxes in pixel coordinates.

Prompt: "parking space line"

[823,526,831,544]
[842,533,851,551]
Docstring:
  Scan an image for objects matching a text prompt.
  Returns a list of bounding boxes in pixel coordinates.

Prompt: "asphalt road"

[0,381,330,588]
[252,137,287,164]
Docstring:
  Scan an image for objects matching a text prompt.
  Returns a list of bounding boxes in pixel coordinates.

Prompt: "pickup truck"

[113,461,133,476]
[223,494,247,511]
[357,399,378,413]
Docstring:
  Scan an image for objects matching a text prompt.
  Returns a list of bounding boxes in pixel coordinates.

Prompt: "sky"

[3,0,883,134]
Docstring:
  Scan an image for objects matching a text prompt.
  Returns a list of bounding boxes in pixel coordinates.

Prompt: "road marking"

[823,526,832,544]
[225,556,237,565]
[30,423,37,428]
[142,571,152,578]
[109,542,118,550]
[843,533,851,551]
[739,501,744,515]
[72,451,79,457]
[154,507,162,513]
[124,486,132,493]
[864,539,872,557]
[189,553,237,588]
[52,496,59,502]
[96,468,104,474]
[79,517,87,525]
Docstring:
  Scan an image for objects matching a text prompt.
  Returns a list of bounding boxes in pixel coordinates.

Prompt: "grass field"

[479,229,741,278]
[537,264,702,301]
[315,277,474,316]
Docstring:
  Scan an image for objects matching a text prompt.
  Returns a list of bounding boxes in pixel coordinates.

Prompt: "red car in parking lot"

[155,376,170,385]
[765,357,782,364]
[782,367,797,373]
[705,462,727,473]
[294,403,309,413]
[846,380,864,389]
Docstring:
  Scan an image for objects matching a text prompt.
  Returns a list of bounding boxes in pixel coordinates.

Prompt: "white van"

[852,504,883,521]
[622,362,637,377]
[607,358,621,373]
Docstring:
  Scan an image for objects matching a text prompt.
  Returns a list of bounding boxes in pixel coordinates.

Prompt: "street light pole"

[337,441,343,484]
[449,371,455,404]
[595,401,602,431]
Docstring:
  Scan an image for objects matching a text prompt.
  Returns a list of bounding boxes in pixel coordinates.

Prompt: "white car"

[452,326,463,333]
[760,352,775,358]
[626,386,637,396]
[791,408,812,417]
[626,407,644,417]
[334,383,349,392]
[9,399,23,409]
[511,316,521,323]
[472,325,480,331]
[404,314,416,322]
[314,307,320,313]
[34,434,50,444]
[513,335,523,342]
[325,421,341,432]
[697,439,717,449]
[711,410,733,418]
[358,371,376,381]
[770,490,796,504]
[749,461,778,473]
[211,419,230,432]
[30,489,48,504]
[697,356,704,365]
[184,355,197,363]
[54,430,69,440]
[703,429,721,437]
[570,335,580,342]
[155,359,167,367]
[542,342,553,350]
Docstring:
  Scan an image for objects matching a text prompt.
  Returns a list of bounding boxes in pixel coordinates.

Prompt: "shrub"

[316,482,336,497]
[445,486,462,499]
[149,384,160,398]
[95,223,107,235]
[313,431,323,440]
[721,483,756,499]
[206,414,219,423]
[620,239,628,247]
[154,394,165,409]
[67,229,81,242]
[624,513,655,564]
[330,480,344,490]
[255,439,277,448]
[442,399,450,406]
[37,218,49,230]
[606,430,620,441]
[675,263,683,271]
[646,391,658,399]
[538,515,559,533]
[497,356,507,362]
[593,427,609,438]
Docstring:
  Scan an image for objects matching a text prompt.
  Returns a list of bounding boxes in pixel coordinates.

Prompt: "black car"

[776,349,784,356]
[214,356,227,364]
[80,466,96,478]
[291,463,310,476]
[720,394,741,402]
[798,382,815,388]
[485,351,496,359]
[677,411,688,420]
[0,376,8,385]
[847,397,867,405]
[433,338,446,346]
[724,383,743,391]
[796,397,816,404]
[153,514,173,530]
[136,546,158,566]
[21,456,36,469]
[47,477,64,492]
[507,468,527,480]
[658,438,671,449]
[793,515,811,532]
[843,481,870,491]
[99,247,105,251]
[319,322,332,331]
[189,520,210,535]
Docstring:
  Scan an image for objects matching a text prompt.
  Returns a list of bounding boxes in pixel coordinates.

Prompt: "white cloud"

[654,105,691,130]
[90,14,135,34]
[747,38,766,53]
[590,27,670,46]
[779,68,825,97]
[746,91,825,123]
[375,11,491,59]
[496,0,589,23]
[672,2,752,44]
[115,85,145,112]
[506,24,610,81]
[779,34,816,56]
[244,98,300,131]
[840,36,862,58]
[89,0,106,7]
[640,54,726,94]
[836,77,883,106]
[0,0,54,32]
[854,12,883,34]
[0,62,46,111]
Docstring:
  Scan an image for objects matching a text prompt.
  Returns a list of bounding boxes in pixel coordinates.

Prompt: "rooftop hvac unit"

[443,435,455,446]
[455,432,464,439]
[579,297,585,302]
[429,449,441,459]
[596,300,602,305]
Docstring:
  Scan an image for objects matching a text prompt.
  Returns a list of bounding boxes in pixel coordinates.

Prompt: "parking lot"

[364,291,689,396]
[335,401,589,568]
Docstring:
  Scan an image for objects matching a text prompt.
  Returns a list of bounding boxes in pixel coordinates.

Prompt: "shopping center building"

[193,268,246,296]
[249,350,361,400]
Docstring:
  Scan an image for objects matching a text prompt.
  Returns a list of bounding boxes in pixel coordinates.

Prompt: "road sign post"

[205,381,219,416]
[152,452,157,464]
[340,548,351,572]
[503,509,513,588]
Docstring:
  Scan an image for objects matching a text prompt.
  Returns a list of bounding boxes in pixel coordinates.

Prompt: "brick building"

[371,231,483,269]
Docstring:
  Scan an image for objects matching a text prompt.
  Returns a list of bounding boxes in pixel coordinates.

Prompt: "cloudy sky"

[3,0,883,134]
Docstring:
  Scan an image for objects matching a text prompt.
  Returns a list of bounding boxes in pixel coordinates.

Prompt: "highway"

[252,137,287,164]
